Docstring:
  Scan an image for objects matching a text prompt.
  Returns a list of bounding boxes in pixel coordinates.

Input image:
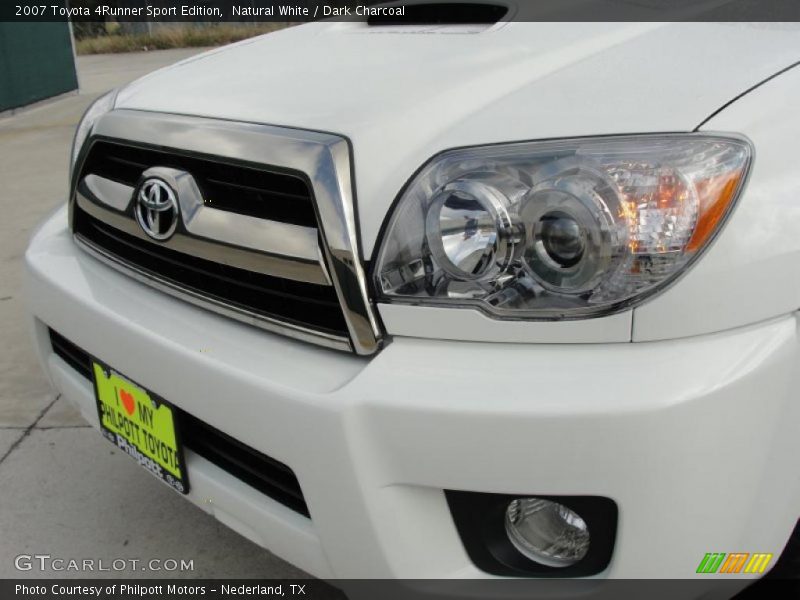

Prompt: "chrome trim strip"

[83,175,132,212]
[76,193,331,285]
[72,110,383,354]
[321,137,383,353]
[75,235,353,352]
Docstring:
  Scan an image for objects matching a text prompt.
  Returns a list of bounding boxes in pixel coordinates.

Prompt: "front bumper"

[26,206,800,580]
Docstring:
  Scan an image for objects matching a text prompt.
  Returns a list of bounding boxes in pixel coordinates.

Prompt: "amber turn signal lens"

[687,169,747,252]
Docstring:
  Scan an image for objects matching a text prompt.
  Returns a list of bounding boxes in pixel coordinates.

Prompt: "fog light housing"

[445,491,617,576]
[505,498,590,567]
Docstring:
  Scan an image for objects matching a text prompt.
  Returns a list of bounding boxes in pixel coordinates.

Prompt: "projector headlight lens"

[375,135,751,318]
[425,174,524,281]
[537,212,585,269]
[505,498,590,568]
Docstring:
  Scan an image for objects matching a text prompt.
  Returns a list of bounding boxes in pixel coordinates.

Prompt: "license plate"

[92,361,189,494]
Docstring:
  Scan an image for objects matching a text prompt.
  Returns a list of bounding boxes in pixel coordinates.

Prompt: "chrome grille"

[70,110,381,354]
[82,141,318,227]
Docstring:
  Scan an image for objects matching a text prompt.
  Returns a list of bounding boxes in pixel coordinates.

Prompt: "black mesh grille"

[48,329,310,517]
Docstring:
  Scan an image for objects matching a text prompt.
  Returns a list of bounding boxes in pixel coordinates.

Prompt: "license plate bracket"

[91,360,189,494]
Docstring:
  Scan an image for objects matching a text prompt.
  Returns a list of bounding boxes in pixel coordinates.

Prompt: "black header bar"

[3,1,800,23]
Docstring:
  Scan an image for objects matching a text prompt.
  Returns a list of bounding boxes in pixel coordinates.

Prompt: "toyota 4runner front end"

[25,20,800,588]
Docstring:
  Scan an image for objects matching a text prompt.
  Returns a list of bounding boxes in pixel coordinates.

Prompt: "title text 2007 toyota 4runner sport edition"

[25,18,800,586]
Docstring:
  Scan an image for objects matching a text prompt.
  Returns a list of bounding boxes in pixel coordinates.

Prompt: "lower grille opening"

[48,328,309,518]
[50,330,92,380]
[177,409,308,517]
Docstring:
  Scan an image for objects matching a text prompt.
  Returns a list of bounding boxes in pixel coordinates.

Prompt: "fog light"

[504,498,590,567]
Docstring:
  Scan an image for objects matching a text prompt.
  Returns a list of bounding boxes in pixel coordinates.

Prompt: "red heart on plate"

[119,389,135,416]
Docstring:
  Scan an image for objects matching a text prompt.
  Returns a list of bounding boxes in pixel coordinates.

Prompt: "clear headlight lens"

[71,89,117,171]
[374,135,751,318]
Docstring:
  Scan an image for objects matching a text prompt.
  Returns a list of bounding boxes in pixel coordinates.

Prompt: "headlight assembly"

[374,134,751,319]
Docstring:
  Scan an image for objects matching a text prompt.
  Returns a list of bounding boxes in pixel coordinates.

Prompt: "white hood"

[115,21,800,254]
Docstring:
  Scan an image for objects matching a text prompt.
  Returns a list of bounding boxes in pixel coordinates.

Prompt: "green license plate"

[92,361,189,494]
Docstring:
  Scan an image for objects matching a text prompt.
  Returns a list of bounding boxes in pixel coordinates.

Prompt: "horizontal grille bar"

[83,141,317,228]
[74,206,350,337]
[75,185,329,285]
[48,328,310,518]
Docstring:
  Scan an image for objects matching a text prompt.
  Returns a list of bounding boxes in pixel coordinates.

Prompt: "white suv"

[25,20,800,586]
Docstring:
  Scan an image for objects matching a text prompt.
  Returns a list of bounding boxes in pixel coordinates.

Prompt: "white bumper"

[26,206,800,580]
